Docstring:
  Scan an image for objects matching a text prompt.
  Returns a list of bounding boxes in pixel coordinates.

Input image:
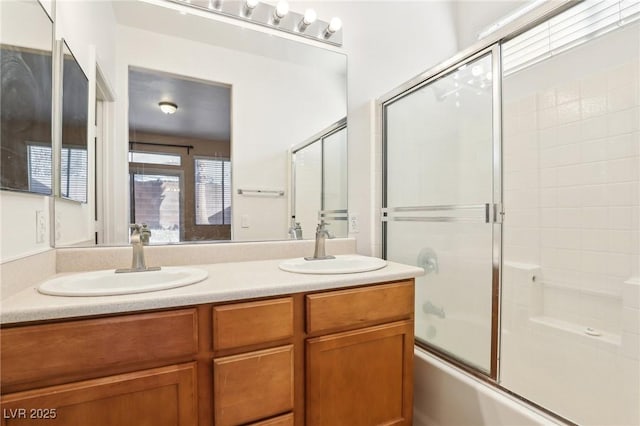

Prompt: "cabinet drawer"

[306,281,414,334]
[213,297,293,351]
[0,363,197,426]
[213,345,294,426]
[248,413,294,426]
[1,309,198,391]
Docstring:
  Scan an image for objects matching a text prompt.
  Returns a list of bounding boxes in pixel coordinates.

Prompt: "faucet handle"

[317,220,330,230]
[139,224,151,245]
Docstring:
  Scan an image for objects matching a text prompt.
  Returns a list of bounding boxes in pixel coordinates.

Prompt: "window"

[503,0,640,74]
[129,151,181,166]
[27,144,52,194]
[195,158,231,225]
[27,144,87,201]
[131,173,181,243]
[61,147,88,202]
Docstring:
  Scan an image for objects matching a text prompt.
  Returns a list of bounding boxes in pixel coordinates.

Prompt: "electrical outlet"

[349,214,359,233]
[35,210,46,243]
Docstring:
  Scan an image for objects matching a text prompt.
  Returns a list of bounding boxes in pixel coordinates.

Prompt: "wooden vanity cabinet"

[212,298,295,426]
[0,279,414,426]
[305,281,415,426]
[0,363,197,426]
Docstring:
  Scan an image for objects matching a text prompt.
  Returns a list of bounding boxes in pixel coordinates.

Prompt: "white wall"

[115,24,345,242]
[452,0,525,50]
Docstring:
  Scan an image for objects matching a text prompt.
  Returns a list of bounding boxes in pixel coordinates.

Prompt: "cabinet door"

[0,363,196,426]
[213,345,294,426]
[306,321,413,426]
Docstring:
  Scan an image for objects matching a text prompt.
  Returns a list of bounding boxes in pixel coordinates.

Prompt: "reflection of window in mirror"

[128,67,231,243]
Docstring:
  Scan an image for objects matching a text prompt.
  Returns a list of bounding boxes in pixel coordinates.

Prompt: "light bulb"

[328,17,342,33]
[303,9,317,25]
[244,0,258,17]
[275,0,289,19]
[324,17,342,38]
[297,8,316,32]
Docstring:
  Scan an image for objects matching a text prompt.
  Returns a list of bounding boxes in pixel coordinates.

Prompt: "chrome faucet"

[305,220,335,261]
[423,300,445,319]
[116,224,160,273]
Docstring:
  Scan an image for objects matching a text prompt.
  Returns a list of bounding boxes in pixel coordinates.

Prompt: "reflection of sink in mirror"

[279,255,387,275]
[38,267,208,297]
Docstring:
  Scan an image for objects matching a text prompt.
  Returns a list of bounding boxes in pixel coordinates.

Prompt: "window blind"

[502,0,640,74]
[27,144,87,201]
[27,145,52,194]
[195,158,231,225]
[60,147,88,202]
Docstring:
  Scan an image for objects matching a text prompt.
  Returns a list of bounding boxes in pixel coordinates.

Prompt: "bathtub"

[413,347,562,426]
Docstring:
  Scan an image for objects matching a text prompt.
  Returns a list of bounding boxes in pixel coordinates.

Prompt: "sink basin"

[279,255,387,274]
[38,266,209,297]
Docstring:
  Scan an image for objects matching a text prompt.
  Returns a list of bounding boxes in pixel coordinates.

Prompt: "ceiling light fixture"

[297,8,317,32]
[324,17,342,39]
[272,0,289,25]
[159,102,178,114]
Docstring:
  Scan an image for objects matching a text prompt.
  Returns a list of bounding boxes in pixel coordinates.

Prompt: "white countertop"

[0,256,424,325]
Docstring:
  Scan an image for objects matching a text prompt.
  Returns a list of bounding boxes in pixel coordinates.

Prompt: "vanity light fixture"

[172,0,342,46]
[297,8,317,32]
[272,0,289,25]
[159,101,178,114]
[243,0,258,17]
[324,17,342,39]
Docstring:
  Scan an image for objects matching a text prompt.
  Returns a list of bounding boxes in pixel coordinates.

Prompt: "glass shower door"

[382,47,501,375]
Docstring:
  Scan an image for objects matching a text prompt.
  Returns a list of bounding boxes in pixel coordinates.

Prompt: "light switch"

[241,214,250,228]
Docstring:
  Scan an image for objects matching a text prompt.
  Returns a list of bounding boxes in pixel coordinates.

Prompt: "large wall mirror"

[0,0,53,195]
[52,0,347,247]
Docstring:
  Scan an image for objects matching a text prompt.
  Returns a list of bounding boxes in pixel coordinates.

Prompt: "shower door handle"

[382,203,502,223]
[485,203,504,224]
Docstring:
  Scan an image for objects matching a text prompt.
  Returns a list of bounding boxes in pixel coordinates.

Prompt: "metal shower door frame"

[380,43,503,380]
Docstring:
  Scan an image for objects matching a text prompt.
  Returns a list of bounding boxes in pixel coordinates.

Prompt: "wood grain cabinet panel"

[0,363,197,426]
[213,298,293,351]
[248,413,294,426]
[0,309,198,392]
[213,345,294,426]
[306,281,414,334]
[306,321,414,426]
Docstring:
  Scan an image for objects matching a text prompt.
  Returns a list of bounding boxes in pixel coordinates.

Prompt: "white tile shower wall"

[501,22,640,425]
[504,56,639,333]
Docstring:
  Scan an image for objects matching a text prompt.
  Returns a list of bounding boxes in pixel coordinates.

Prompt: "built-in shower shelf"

[530,316,621,350]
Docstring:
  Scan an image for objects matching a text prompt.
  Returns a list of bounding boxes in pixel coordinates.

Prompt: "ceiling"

[128,68,231,141]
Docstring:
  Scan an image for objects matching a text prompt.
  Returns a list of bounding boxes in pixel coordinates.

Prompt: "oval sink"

[279,255,387,274]
[38,267,209,297]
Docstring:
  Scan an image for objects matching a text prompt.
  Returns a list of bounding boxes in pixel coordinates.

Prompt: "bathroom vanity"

[0,258,420,426]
